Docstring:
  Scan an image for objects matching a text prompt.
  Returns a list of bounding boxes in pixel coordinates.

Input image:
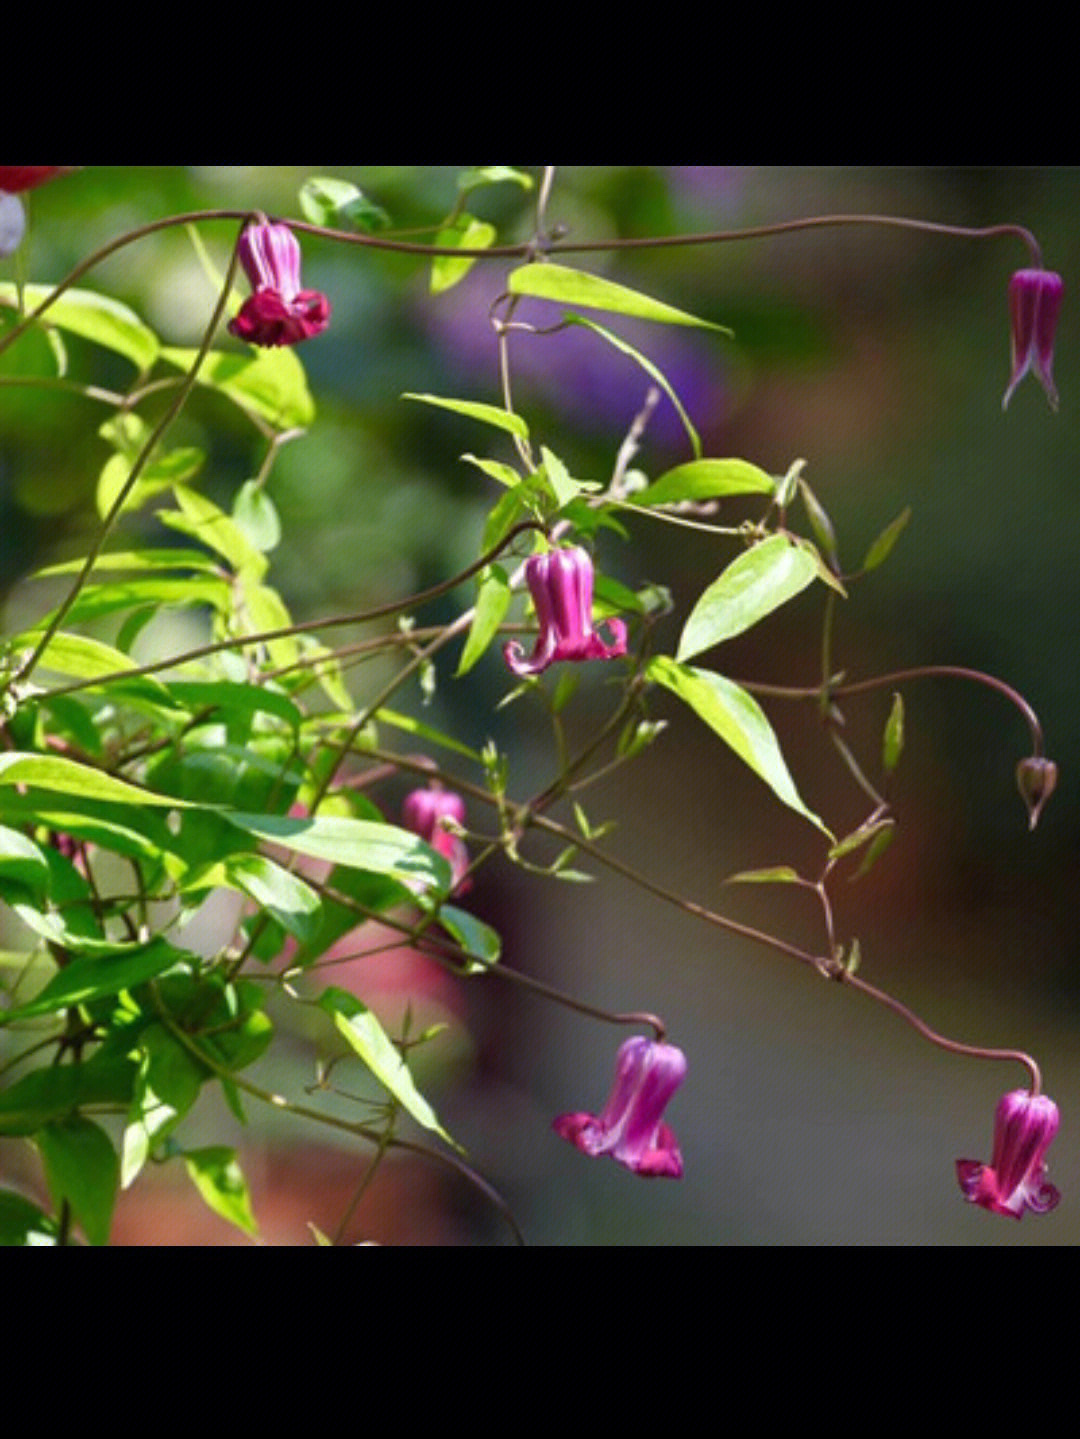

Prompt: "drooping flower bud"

[553,1035,687,1178]
[1016,755,1058,830]
[402,786,470,892]
[503,546,627,678]
[956,1088,1060,1219]
[1003,268,1064,411]
[228,221,330,348]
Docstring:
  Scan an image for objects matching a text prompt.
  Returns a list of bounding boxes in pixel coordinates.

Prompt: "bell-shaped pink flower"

[1003,268,1064,411]
[956,1088,1060,1219]
[228,221,330,348]
[503,546,627,677]
[402,786,470,892]
[553,1035,687,1178]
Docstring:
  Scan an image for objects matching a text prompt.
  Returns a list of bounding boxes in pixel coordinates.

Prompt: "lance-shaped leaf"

[883,692,904,775]
[647,657,831,836]
[402,392,529,441]
[223,811,453,896]
[861,507,911,574]
[318,986,457,1146]
[677,535,819,662]
[184,1147,259,1239]
[0,937,192,1023]
[0,1057,138,1137]
[431,214,496,294]
[457,563,511,677]
[629,458,775,507]
[507,263,729,332]
[0,282,160,370]
[0,752,194,810]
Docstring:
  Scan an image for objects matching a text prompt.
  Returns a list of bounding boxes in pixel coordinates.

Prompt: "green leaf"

[184,1147,259,1239]
[0,938,190,1023]
[402,392,529,441]
[36,1115,118,1246]
[647,657,831,836]
[0,752,193,809]
[435,905,502,974]
[828,817,895,863]
[0,1190,59,1246]
[457,563,511,676]
[883,692,904,774]
[629,458,775,506]
[460,453,522,489]
[96,445,205,519]
[677,535,820,662]
[723,865,804,885]
[376,710,482,762]
[224,854,322,945]
[160,483,268,580]
[506,262,728,332]
[563,314,702,458]
[223,812,453,896]
[851,825,895,880]
[431,215,497,294]
[861,507,911,573]
[0,826,50,895]
[0,1057,138,1137]
[233,480,282,552]
[299,177,390,233]
[457,166,534,193]
[9,631,169,698]
[318,987,457,1146]
[0,282,160,371]
[161,346,315,430]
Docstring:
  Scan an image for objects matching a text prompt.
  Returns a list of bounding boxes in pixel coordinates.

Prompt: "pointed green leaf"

[0,1058,138,1137]
[184,1147,259,1238]
[0,1190,59,1246]
[723,865,804,885]
[861,507,911,573]
[37,1116,118,1246]
[0,938,190,1024]
[0,282,159,370]
[457,167,534,193]
[431,215,496,294]
[457,563,511,676]
[402,392,528,441]
[630,458,775,507]
[318,986,457,1146]
[647,657,831,835]
[0,826,50,894]
[233,479,282,552]
[677,535,819,662]
[507,263,728,331]
[460,453,522,489]
[223,811,452,895]
[828,817,895,863]
[299,177,390,233]
[224,854,322,945]
[435,905,501,974]
[161,346,315,430]
[0,753,193,809]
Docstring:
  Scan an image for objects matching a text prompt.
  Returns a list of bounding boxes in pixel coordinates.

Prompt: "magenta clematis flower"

[0,166,76,193]
[503,546,627,678]
[1003,268,1064,411]
[402,786,470,892]
[553,1035,687,1178]
[227,221,330,348]
[956,1088,1061,1219]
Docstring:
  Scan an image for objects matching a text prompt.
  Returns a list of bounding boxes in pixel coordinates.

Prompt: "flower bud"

[1016,755,1058,830]
[1003,268,1064,411]
[503,547,627,677]
[957,1088,1060,1219]
[228,221,330,348]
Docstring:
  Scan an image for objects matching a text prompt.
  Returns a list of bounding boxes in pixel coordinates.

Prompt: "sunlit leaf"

[299,177,391,233]
[431,215,496,294]
[647,657,830,836]
[184,1147,259,1238]
[161,346,315,429]
[507,263,728,331]
[677,535,819,662]
[457,564,511,676]
[402,392,528,440]
[629,458,775,507]
[318,986,457,1147]
[0,282,159,370]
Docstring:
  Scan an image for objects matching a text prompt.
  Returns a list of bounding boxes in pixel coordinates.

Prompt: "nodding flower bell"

[1003,268,1064,411]
[1016,755,1058,831]
[228,221,330,348]
[503,546,627,678]
[553,1035,687,1178]
[402,786,470,892]
[956,1088,1061,1219]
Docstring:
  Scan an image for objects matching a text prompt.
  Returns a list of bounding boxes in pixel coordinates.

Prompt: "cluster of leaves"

[0,168,915,1245]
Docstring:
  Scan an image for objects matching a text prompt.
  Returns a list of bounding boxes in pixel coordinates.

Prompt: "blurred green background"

[2,166,1078,1245]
